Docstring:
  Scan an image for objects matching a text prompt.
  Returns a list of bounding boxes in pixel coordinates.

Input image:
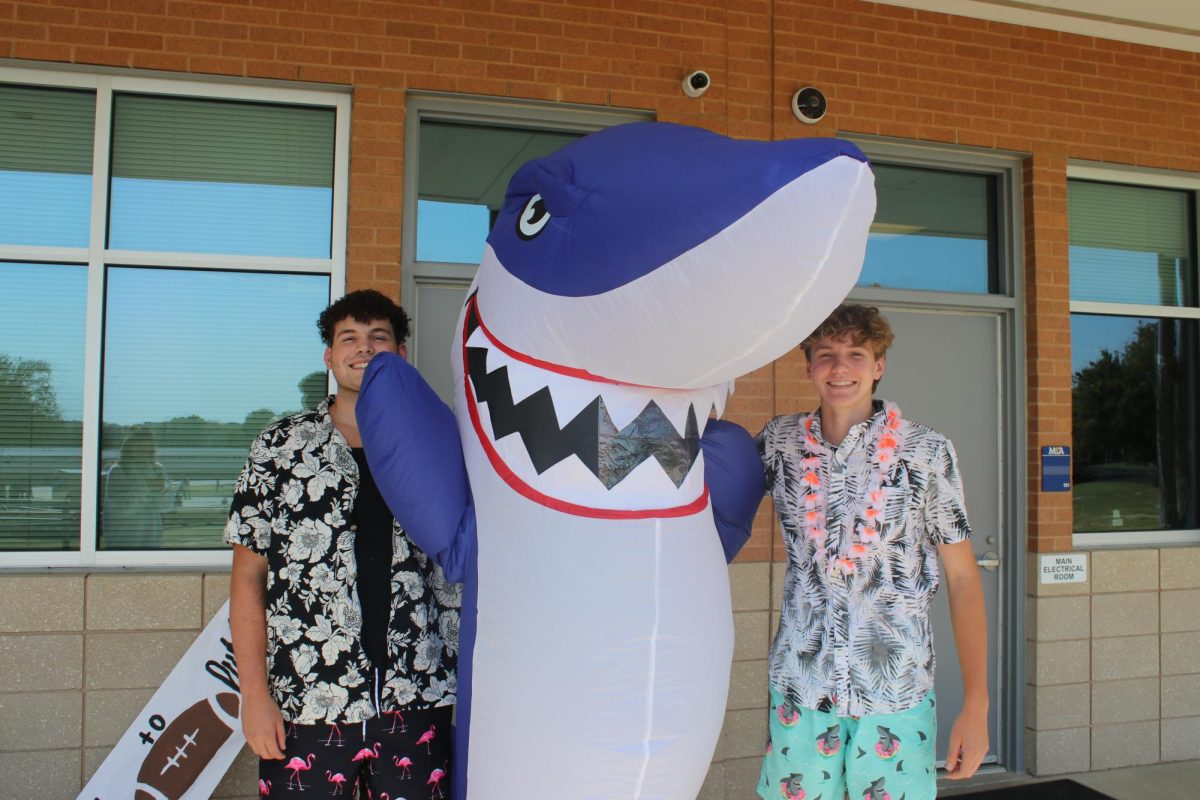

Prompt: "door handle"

[976,551,1001,571]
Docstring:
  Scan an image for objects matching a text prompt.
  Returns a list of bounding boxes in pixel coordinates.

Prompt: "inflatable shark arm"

[357,352,476,583]
[700,419,765,562]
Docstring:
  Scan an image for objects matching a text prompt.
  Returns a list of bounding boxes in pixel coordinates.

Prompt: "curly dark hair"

[317,289,411,346]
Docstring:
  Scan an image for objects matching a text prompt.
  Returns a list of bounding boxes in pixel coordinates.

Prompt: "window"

[402,95,650,402]
[1069,169,1199,542]
[0,262,86,551]
[862,163,1000,294]
[0,67,348,566]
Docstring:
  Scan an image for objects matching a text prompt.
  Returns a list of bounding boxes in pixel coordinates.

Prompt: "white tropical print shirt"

[758,400,972,718]
[224,398,460,725]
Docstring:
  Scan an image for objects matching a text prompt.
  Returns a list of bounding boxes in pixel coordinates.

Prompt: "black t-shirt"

[351,448,394,669]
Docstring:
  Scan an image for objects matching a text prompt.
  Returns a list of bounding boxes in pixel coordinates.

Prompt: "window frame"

[0,64,350,569]
[1068,161,1200,548]
[846,134,1018,300]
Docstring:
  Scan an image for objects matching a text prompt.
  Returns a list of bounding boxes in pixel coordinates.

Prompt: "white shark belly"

[463,448,734,799]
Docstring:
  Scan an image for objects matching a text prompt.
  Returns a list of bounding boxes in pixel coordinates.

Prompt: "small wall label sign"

[1041,446,1071,492]
[1040,553,1087,584]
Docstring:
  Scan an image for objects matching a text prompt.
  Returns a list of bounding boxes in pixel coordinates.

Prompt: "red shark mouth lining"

[461,296,708,519]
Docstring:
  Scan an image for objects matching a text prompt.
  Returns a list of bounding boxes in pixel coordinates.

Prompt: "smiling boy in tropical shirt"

[757,304,988,800]
[227,290,458,798]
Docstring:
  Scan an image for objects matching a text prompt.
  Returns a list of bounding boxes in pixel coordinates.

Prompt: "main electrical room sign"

[1039,553,1088,584]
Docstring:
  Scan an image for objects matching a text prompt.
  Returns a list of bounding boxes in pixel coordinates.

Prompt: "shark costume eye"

[516,194,550,240]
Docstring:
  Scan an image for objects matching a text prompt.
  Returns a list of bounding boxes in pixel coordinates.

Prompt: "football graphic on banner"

[80,601,245,800]
[134,693,241,800]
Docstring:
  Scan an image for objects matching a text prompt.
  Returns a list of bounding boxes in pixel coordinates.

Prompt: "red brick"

[128,50,189,70]
[110,0,167,13]
[48,25,106,45]
[135,14,192,34]
[107,30,164,49]
[11,40,73,60]
[0,19,44,37]
[17,4,74,23]
[186,55,244,75]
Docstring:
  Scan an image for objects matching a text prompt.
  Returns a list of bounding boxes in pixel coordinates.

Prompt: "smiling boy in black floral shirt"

[227,290,458,798]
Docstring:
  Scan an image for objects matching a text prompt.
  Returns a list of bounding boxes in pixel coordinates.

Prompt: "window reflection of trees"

[1072,320,1195,532]
[0,356,323,550]
[98,404,306,550]
[0,356,81,548]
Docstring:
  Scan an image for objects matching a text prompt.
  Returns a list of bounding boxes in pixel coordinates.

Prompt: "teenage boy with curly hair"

[227,289,458,797]
[757,304,988,800]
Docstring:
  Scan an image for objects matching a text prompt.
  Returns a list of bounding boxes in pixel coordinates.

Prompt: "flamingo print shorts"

[259,704,452,799]
[757,687,938,800]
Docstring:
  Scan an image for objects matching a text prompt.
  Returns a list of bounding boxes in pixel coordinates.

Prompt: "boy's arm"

[229,544,286,760]
[937,539,989,779]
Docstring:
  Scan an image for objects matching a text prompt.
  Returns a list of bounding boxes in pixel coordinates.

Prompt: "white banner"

[80,600,246,800]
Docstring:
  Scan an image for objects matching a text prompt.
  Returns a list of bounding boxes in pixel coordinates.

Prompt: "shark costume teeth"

[463,295,729,512]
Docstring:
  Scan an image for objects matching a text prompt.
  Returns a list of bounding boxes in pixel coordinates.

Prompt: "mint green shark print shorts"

[758,686,938,800]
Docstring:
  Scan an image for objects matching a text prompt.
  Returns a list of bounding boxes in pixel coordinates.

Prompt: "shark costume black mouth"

[466,302,700,488]
[461,296,724,516]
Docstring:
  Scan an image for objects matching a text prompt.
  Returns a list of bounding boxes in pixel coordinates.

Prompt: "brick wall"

[3,0,1200,794]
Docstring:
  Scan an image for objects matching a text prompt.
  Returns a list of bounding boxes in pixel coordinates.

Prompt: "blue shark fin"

[700,419,765,562]
[357,352,475,582]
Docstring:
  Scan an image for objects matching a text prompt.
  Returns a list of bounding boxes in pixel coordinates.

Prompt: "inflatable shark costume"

[357,122,876,800]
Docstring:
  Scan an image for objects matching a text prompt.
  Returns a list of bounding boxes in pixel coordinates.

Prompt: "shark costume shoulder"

[356,121,876,800]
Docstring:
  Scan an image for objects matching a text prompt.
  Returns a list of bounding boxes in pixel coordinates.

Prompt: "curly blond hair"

[800,304,894,361]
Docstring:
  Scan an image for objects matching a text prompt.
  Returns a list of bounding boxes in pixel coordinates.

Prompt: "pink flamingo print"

[326,769,348,796]
[322,722,343,747]
[385,709,407,733]
[427,765,447,799]
[285,753,315,790]
[393,754,413,778]
[351,741,382,774]
[416,724,437,754]
[259,778,271,797]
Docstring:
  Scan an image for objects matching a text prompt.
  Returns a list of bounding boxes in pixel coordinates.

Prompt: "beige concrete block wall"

[1025,546,1200,775]
[0,571,257,800]
[10,546,1196,795]
[0,564,775,800]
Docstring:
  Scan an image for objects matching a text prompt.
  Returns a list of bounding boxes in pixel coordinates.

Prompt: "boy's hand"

[242,692,287,760]
[943,703,988,779]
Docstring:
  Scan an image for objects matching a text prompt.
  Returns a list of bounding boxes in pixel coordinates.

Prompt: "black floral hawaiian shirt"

[224,397,459,725]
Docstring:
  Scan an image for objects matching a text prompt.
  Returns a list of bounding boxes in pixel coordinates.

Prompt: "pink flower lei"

[797,402,903,576]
